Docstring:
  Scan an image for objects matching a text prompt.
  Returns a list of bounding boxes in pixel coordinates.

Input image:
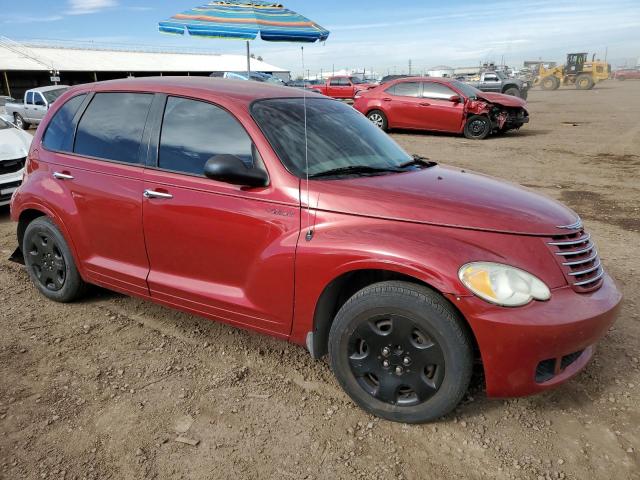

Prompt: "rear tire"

[367,110,388,131]
[541,76,560,91]
[576,74,594,90]
[14,113,29,130]
[463,115,491,140]
[328,281,473,423]
[23,217,86,303]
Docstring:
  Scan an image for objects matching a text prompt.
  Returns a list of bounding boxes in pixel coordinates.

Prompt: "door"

[142,96,298,336]
[382,81,426,128]
[41,91,154,296]
[31,92,48,122]
[419,82,465,132]
[24,92,36,122]
[480,73,502,92]
[328,78,352,98]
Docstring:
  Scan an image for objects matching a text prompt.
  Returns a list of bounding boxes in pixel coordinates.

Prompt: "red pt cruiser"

[10,78,621,423]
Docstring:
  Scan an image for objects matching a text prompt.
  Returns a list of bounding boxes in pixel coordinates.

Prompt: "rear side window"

[42,94,87,152]
[386,82,421,97]
[158,96,253,175]
[74,92,153,164]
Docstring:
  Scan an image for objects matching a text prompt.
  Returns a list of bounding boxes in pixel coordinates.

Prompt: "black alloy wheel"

[26,231,66,291]
[348,314,445,406]
[463,115,491,139]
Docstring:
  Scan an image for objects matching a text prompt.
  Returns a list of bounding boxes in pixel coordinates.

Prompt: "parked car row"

[7,77,621,424]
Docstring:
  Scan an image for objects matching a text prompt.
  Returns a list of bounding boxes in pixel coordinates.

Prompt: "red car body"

[10,77,620,401]
[308,75,376,99]
[353,76,529,136]
[613,68,640,80]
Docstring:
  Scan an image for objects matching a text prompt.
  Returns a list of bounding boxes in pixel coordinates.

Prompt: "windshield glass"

[251,98,412,178]
[450,80,481,99]
[42,88,68,104]
[0,118,12,130]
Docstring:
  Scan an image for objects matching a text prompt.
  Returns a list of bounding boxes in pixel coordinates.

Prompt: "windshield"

[0,118,13,130]
[251,98,412,178]
[42,88,68,104]
[350,77,365,84]
[450,80,481,99]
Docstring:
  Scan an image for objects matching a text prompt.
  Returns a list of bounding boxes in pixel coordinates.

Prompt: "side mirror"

[449,95,462,103]
[204,154,268,188]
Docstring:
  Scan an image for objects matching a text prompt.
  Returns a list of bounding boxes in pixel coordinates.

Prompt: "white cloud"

[67,0,118,15]
[2,15,64,24]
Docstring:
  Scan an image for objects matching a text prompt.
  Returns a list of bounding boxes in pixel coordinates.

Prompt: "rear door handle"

[382,98,392,102]
[53,172,74,180]
[144,189,173,200]
[419,102,431,106]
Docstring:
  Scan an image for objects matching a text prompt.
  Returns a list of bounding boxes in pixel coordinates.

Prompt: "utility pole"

[409,59,412,75]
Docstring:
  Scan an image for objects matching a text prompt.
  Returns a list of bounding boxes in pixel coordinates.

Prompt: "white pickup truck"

[5,85,69,130]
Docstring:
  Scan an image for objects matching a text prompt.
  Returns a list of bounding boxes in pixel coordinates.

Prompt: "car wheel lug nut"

[403,357,410,365]
[382,360,390,368]
[382,347,390,357]
[395,366,403,375]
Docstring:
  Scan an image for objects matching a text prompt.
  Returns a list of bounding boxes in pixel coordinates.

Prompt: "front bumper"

[0,170,23,206]
[447,272,622,397]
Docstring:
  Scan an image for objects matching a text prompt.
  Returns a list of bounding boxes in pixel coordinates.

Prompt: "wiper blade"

[398,154,438,169]
[309,165,403,179]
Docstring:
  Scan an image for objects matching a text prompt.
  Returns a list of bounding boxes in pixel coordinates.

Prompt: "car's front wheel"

[367,110,388,131]
[464,115,492,139]
[328,281,473,423]
[23,217,87,303]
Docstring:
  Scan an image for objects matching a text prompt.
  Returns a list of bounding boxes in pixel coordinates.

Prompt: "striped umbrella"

[159,1,329,75]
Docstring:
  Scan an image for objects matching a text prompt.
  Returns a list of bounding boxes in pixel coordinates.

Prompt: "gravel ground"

[0,81,639,480]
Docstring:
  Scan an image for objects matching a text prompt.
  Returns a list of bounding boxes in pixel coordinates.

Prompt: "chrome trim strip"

[563,251,598,266]
[573,269,605,286]
[548,234,591,246]
[556,219,583,230]
[568,260,601,276]
[554,245,595,256]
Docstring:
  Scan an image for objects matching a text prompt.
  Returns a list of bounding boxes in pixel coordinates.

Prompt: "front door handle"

[382,97,392,102]
[53,172,74,180]
[144,189,173,200]
[419,102,431,106]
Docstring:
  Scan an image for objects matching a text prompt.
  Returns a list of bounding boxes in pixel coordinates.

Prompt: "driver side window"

[159,97,255,176]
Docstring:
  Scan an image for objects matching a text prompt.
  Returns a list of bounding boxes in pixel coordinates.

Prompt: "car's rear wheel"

[367,110,388,131]
[23,217,86,303]
[328,281,473,423]
[464,115,491,139]
[14,113,29,130]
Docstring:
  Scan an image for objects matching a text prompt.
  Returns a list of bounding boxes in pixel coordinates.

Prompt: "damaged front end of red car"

[467,97,529,133]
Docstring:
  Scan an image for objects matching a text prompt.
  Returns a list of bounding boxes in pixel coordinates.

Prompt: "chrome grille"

[547,229,604,292]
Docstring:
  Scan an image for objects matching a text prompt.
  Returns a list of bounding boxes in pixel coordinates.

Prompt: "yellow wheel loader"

[535,53,611,90]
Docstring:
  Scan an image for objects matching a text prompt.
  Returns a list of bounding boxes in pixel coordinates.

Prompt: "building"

[0,40,290,99]
[427,65,454,78]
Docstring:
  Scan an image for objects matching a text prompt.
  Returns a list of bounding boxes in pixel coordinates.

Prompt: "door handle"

[419,102,431,106]
[53,172,74,180]
[144,189,173,200]
[382,98,392,102]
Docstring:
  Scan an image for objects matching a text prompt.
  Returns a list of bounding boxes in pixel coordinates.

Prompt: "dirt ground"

[1,81,639,480]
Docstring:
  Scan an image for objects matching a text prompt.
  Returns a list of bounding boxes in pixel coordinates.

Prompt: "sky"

[1,0,639,76]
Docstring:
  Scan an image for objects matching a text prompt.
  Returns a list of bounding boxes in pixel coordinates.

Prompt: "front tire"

[541,76,560,91]
[464,115,492,139]
[23,217,86,303]
[328,281,473,423]
[503,87,521,97]
[14,113,29,130]
[367,110,388,131]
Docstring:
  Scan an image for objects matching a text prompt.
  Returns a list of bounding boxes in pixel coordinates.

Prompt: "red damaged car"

[353,76,529,139]
[10,78,620,423]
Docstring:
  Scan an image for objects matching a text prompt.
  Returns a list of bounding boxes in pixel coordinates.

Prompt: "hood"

[312,165,577,236]
[0,127,32,161]
[475,91,527,108]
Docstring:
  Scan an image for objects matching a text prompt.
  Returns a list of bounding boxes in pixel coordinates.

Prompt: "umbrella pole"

[246,40,251,77]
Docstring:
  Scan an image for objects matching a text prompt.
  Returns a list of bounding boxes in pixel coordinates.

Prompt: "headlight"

[458,262,550,307]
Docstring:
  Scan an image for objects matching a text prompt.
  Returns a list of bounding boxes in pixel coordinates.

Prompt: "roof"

[29,85,70,93]
[0,44,288,73]
[71,76,323,105]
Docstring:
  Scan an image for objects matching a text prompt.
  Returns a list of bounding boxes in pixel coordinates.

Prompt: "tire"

[576,74,594,90]
[328,281,473,423]
[541,76,560,91]
[14,113,29,130]
[503,87,521,98]
[366,110,388,131]
[22,217,86,303]
[463,115,492,140]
